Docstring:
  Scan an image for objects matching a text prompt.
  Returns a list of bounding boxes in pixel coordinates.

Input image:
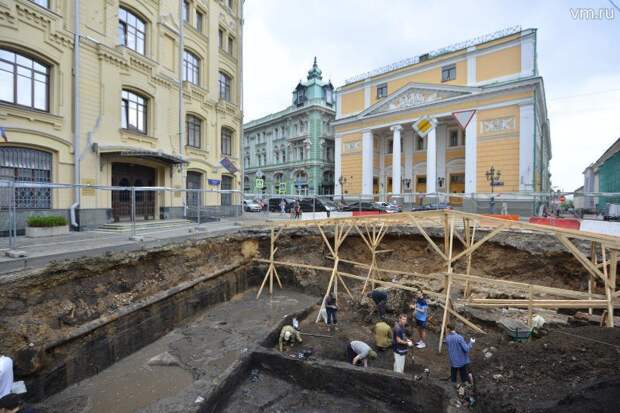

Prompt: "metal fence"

[0,180,243,249]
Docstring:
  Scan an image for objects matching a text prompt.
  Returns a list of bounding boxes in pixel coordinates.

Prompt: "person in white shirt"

[0,355,14,398]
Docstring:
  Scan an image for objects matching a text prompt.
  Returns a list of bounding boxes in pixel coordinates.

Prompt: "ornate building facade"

[243,59,335,196]
[333,27,552,212]
[0,0,243,230]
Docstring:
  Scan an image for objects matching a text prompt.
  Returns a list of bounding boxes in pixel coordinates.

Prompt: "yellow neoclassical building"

[333,27,551,212]
[0,0,242,230]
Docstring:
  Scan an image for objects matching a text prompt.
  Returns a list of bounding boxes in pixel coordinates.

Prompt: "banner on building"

[412,116,437,137]
[219,157,239,174]
[452,110,476,130]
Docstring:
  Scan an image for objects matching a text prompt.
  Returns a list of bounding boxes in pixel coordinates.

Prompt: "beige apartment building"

[0,0,243,230]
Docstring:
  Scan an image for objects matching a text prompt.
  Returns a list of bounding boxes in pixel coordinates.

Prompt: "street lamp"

[485,165,502,213]
[338,175,350,201]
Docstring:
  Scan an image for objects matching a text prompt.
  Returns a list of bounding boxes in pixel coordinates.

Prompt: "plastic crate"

[498,318,531,342]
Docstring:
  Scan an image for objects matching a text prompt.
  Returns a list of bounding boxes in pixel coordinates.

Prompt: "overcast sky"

[242,0,620,192]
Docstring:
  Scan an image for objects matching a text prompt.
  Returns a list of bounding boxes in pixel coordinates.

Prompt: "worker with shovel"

[278,324,303,352]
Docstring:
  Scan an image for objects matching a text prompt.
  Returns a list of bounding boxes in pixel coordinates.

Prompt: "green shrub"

[26,215,67,227]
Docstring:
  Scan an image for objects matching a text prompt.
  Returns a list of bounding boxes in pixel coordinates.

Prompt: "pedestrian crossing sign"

[278,183,287,194]
[255,177,264,189]
[413,116,437,137]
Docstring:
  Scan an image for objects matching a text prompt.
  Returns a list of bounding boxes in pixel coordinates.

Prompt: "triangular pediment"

[362,83,478,117]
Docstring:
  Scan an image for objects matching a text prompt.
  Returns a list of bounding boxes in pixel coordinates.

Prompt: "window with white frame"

[119,7,146,55]
[219,71,231,101]
[121,90,147,133]
[441,64,456,82]
[183,50,200,85]
[221,127,232,156]
[186,114,201,148]
[0,49,49,111]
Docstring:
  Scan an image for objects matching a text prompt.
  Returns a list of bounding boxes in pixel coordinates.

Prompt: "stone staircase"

[95,219,193,233]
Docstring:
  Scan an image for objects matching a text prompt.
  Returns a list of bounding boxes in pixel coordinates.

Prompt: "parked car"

[243,199,262,212]
[374,201,402,213]
[298,198,338,213]
[268,197,296,212]
[342,201,384,212]
[411,203,451,212]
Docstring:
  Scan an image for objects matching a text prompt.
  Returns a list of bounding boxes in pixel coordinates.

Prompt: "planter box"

[26,225,69,238]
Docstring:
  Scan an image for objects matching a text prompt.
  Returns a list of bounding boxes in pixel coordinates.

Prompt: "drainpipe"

[72,0,81,229]
[178,0,185,216]
[239,0,245,204]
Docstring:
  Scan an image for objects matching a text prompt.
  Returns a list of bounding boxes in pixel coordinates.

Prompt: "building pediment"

[362,83,477,117]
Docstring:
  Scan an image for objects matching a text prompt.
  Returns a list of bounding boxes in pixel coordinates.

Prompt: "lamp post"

[485,165,502,213]
[338,175,350,201]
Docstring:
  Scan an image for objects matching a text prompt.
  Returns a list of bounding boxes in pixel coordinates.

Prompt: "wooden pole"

[257,227,282,299]
[527,284,534,330]
[438,273,453,353]
[602,244,614,328]
[589,242,597,315]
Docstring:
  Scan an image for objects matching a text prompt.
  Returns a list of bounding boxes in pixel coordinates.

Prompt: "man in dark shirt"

[325,293,338,326]
[392,313,413,373]
[367,289,388,319]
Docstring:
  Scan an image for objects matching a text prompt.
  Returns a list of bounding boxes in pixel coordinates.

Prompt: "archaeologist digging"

[367,289,388,319]
[278,324,302,352]
[444,324,475,384]
[346,340,377,368]
[409,293,429,349]
[392,313,413,373]
[372,320,393,351]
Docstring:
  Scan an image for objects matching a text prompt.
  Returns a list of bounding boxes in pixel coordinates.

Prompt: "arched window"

[121,89,148,133]
[0,147,52,209]
[221,127,233,156]
[186,114,202,147]
[0,49,49,111]
[183,50,200,85]
[119,7,146,55]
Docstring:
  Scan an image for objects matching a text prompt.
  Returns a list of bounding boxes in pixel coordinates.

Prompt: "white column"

[465,113,478,194]
[521,34,536,77]
[391,125,402,195]
[334,134,342,196]
[404,130,414,196]
[519,104,534,191]
[436,124,447,193]
[426,128,437,194]
[362,130,374,197]
[467,46,477,86]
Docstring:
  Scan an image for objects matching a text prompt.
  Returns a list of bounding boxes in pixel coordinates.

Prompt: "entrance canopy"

[96,145,188,165]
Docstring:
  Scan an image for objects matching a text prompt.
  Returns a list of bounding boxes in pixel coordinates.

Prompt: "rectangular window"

[31,0,49,8]
[228,36,234,55]
[387,139,393,154]
[376,83,387,99]
[119,7,146,55]
[219,71,231,102]
[442,64,456,82]
[0,49,49,111]
[182,0,189,23]
[183,50,200,85]
[195,11,203,32]
[218,29,224,49]
[186,115,201,148]
[221,128,232,156]
[449,129,459,147]
[227,0,234,9]
[121,90,147,133]
[416,136,425,151]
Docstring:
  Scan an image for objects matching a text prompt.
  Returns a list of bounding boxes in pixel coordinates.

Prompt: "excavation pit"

[0,212,619,412]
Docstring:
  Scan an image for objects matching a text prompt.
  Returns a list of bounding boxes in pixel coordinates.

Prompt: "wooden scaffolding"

[254,210,620,352]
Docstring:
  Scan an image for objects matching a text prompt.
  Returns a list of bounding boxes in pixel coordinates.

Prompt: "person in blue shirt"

[444,325,475,384]
[409,294,429,349]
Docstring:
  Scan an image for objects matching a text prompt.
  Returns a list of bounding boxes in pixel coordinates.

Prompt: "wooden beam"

[408,215,448,261]
[450,223,509,264]
[438,273,453,353]
[439,303,486,335]
[556,235,609,289]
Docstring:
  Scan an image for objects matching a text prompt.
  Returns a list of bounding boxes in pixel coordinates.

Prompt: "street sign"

[219,157,238,174]
[278,182,287,195]
[207,179,221,186]
[412,116,437,137]
[452,110,476,130]
[255,177,264,189]
[490,181,504,187]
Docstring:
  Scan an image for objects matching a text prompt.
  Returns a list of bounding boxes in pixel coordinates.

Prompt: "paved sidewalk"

[0,216,276,275]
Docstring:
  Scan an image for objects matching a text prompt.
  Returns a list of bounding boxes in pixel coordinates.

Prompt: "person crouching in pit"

[278,324,302,352]
[346,340,377,368]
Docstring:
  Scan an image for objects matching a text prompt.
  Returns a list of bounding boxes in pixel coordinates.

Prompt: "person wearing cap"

[445,325,475,384]
[0,356,13,399]
[409,293,429,349]
[372,321,393,350]
[367,289,388,319]
[278,324,302,352]
[346,340,377,368]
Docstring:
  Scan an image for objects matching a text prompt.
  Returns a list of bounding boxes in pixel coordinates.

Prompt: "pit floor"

[37,289,318,413]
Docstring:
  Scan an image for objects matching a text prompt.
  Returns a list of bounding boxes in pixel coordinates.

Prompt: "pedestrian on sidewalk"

[392,313,413,373]
[346,340,377,368]
[445,325,475,384]
[367,289,388,319]
[325,293,338,327]
[372,320,393,351]
[409,293,429,349]
[294,201,301,219]
[279,199,286,215]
